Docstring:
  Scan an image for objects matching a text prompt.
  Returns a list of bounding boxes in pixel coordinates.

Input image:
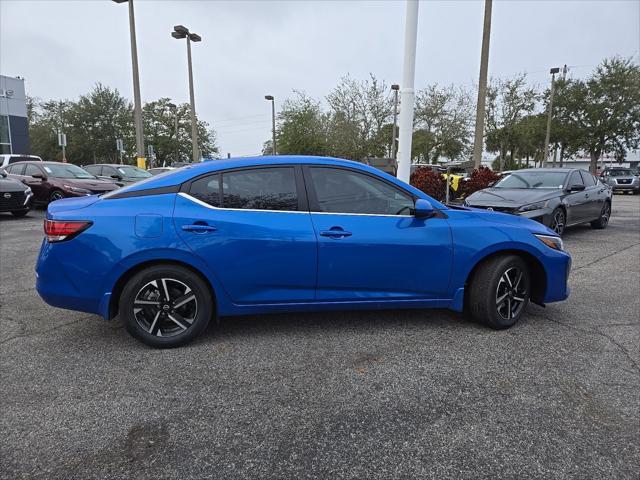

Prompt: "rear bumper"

[35,240,103,317]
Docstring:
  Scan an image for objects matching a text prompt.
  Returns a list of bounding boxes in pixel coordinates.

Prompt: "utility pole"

[543,67,561,167]
[390,84,400,162]
[113,0,145,168]
[472,0,493,169]
[265,95,277,155]
[396,0,419,183]
[172,25,202,163]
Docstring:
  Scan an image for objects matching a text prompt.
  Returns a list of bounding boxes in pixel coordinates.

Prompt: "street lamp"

[543,67,561,167]
[265,95,276,155]
[390,84,399,162]
[172,25,201,163]
[112,0,145,168]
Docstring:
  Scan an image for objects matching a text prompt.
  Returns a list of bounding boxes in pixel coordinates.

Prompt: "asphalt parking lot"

[1,195,638,480]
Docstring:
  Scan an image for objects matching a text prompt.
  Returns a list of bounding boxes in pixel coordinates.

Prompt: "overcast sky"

[1,0,638,157]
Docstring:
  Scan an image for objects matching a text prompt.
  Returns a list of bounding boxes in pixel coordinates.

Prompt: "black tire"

[467,255,530,329]
[591,201,611,230]
[49,190,65,203]
[11,209,29,217]
[549,207,566,236]
[120,264,213,348]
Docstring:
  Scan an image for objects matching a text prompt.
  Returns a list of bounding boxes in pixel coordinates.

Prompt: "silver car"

[601,168,639,194]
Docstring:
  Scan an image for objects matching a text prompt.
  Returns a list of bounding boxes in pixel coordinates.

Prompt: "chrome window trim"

[178,192,414,218]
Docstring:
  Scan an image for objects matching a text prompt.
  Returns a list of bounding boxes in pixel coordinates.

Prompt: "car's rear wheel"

[549,207,566,236]
[120,265,212,348]
[590,201,611,230]
[468,255,530,329]
[11,209,29,217]
[49,190,64,203]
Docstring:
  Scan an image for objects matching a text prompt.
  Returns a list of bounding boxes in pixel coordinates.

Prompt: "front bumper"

[610,183,639,192]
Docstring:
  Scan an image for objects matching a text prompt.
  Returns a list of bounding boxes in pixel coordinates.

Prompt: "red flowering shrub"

[410,167,447,201]
[459,166,501,198]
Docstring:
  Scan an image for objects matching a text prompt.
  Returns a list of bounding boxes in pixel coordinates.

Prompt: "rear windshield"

[494,171,567,189]
[42,164,96,179]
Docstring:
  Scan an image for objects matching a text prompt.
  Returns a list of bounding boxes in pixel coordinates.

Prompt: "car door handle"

[182,224,217,233]
[320,229,352,239]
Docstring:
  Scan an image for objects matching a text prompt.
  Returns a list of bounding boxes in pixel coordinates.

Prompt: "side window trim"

[302,165,416,216]
[182,164,308,213]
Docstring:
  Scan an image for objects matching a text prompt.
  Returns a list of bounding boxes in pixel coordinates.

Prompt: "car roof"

[108,155,447,209]
[508,168,575,173]
[87,164,139,167]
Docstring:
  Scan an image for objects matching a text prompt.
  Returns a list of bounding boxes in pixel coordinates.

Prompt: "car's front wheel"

[590,201,611,230]
[468,255,531,329]
[549,207,566,236]
[120,264,213,348]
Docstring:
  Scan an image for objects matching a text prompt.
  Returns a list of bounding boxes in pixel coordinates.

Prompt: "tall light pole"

[265,95,277,155]
[172,25,201,163]
[543,67,561,167]
[472,0,493,169]
[113,0,145,168]
[396,0,419,183]
[390,84,399,162]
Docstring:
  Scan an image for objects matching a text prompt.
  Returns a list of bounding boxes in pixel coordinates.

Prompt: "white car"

[0,154,43,169]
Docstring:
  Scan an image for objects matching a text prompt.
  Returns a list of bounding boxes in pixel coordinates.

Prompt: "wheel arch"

[464,249,547,307]
[108,259,218,320]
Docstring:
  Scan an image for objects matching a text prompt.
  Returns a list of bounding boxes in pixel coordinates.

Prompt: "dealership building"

[0,75,30,155]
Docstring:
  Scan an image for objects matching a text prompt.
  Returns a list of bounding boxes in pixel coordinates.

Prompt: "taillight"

[44,219,93,243]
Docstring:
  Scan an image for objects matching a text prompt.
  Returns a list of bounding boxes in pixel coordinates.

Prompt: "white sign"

[58,133,67,147]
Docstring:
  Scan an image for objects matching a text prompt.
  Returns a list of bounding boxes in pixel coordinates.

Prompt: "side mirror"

[569,184,586,192]
[111,174,123,180]
[413,198,435,218]
[32,173,45,180]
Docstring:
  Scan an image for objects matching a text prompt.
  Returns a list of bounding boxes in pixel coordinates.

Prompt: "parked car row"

[0,159,169,217]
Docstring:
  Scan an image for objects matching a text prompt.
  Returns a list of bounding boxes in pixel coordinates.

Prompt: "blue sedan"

[36,156,571,347]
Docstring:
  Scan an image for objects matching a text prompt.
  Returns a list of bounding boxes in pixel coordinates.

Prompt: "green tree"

[143,98,218,166]
[326,74,392,160]
[553,57,640,172]
[28,98,74,161]
[413,84,474,163]
[276,92,329,156]
[485,74,539,170]
[65,83,135,165]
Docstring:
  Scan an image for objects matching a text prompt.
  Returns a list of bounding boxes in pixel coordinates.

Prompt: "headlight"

[23,187,32,195]
[534,234,564,251]
[519,200,548,212]
[63,185,92,194]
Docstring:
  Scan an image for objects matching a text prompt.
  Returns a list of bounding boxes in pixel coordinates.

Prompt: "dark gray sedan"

[464,168,612,236]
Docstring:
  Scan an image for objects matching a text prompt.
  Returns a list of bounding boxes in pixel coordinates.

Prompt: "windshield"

[42,164,96,179]
[116,166,152,178]
[494,171,567,189]
[607,169,633,177]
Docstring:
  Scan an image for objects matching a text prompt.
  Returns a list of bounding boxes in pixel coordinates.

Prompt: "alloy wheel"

[551,209,565,235]
[50,191,64,202]
[600,203,611,227]
[133,278,198,337]
[495,267,527,321]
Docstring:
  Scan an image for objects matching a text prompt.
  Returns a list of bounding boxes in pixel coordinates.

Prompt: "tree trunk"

[559,143,565,168]
[589,150,599,174]
[526,153,530,167]
[499,144,506,171]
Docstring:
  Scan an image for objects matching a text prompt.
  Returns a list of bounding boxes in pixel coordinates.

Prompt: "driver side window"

[308,167,414,215]
[568,171,584,188]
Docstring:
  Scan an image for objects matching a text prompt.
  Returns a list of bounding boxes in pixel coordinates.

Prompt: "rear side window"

[579,170,596,186]
[190,174,221,207]
[189,168,298,211]
[8,156,37,164]
[7,164,25,175]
